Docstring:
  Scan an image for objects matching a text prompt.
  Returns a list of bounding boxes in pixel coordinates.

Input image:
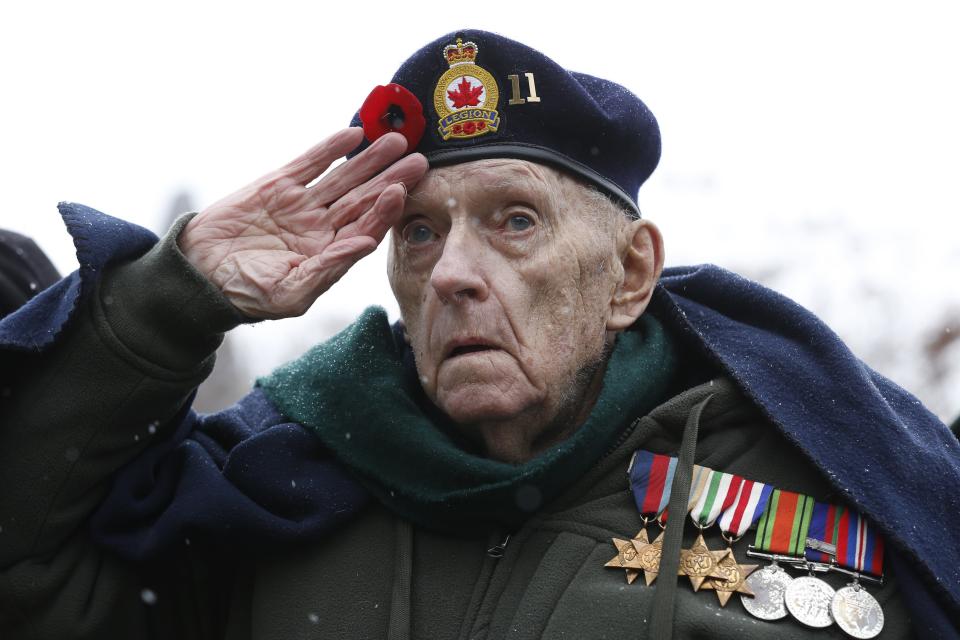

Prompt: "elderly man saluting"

[1,30,957,640]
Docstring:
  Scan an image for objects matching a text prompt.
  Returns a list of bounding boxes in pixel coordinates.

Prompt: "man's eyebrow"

[406,176,551,206]
[405,190,431,205]
[486,177,550,193]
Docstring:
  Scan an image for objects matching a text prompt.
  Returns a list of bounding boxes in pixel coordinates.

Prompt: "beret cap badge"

[434,38,500,140]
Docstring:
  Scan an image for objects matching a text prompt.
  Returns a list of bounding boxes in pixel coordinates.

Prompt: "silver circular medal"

[831,584,885,639]
[785,575,836,628]
[740,564,793,620]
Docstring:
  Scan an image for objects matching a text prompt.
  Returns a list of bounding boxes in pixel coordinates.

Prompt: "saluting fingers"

[325,152,428,230]
[333,182,409,245]
[289,183,412,308]
[280,127,365,185]
[308,132,410,206]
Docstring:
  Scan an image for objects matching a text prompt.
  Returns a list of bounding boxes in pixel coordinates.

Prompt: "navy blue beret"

[349,29,660,218]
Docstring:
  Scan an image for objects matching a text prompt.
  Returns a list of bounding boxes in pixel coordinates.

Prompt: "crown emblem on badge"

[433,37,500,140]
[444,38,478,66]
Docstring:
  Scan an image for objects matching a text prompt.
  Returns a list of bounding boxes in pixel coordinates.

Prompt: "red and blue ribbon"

[836,509,885,576]
[717,478,773,539]
[628,451,677,518]
[805,501,844,563]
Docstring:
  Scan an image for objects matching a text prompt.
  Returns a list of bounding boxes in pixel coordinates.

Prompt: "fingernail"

[398,182,408,197]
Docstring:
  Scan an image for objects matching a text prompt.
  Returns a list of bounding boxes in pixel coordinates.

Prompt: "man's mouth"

[449,344,497,358]
[444,339,500,360]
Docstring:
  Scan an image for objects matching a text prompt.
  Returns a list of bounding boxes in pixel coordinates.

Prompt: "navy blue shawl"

[3,204,957,635]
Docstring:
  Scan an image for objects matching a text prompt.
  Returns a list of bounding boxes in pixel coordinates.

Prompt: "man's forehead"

[412,159,560,201]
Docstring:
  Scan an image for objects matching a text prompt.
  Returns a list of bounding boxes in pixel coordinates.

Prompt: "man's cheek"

[410,341,439,398]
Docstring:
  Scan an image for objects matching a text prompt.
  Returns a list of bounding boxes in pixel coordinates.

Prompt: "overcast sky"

[3,1,958,418]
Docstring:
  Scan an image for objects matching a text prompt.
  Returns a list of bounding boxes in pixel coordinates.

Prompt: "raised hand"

[179,128,428,319]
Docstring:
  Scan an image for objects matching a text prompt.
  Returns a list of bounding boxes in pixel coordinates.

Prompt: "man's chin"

[431,355,542,422]
[435,381,538,425]
[437,392,530,424]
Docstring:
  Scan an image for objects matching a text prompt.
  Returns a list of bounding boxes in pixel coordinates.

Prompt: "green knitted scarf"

[258,307,677,532]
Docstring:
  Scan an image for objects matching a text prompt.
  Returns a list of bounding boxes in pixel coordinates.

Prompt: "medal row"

[605,451,886,638]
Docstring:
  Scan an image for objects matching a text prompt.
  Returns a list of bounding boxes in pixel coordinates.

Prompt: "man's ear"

[607,219,664,331]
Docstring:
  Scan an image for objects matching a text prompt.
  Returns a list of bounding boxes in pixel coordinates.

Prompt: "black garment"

[0,229,60,319]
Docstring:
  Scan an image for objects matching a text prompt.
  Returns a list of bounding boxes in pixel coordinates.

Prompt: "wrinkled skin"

[181,130,428,319]
[389,160,663,462]
[181,133,662,463]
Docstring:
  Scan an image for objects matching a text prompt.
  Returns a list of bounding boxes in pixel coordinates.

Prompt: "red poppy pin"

[359,83,426,150]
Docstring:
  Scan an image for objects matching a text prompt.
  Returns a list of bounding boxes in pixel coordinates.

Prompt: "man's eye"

[403,222,437,244]
[506,214,534,232]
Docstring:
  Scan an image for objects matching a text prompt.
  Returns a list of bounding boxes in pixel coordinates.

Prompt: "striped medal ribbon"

[688,470,760,607]
[829,511,886,638]
[611,451,679,585]
[690,469,745,529]
[754,489,815,556]
[805,501,846,563]
[756,491,838,629]
[835,510,884,577]
[673,465,740,592]
[741,489,816,622]
[718,479,774,541]
[617,450,887,635]
[659,463,710,525]
[628,450,677,520]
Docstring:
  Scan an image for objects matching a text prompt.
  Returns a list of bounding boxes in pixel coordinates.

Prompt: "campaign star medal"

[604,530,648,584]
[677,467,740,592]
[633,530,665,586]
[678,533,730,591]
[627,451,678,583]
[699,475,767,605]
[617,450,888,635]
[605,451,678,585]
[702,549,759,606]
[434,38,500,140]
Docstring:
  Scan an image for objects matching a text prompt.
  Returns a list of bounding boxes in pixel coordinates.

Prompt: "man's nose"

[429,226,489,304]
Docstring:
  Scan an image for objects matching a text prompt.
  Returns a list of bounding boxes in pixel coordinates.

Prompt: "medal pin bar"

[614,450,889,636]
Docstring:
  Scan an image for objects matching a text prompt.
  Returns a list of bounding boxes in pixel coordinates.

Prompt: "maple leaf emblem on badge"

[447,76,484,109]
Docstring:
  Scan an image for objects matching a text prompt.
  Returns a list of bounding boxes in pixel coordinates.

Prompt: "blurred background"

[2,1,957,423]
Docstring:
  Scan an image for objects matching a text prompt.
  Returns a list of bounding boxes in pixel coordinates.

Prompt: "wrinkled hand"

[179,128,428,319]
